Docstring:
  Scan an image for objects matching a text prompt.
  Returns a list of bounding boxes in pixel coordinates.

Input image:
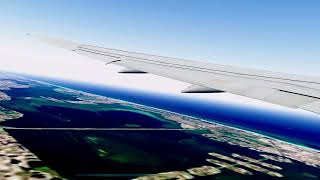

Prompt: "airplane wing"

[30,35,320,115]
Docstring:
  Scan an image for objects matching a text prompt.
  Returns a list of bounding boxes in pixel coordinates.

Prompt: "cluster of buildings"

[260,154,293,163]
[0,80,63,179]
[0,92,10,101]
[0,91,23,122]
[0,107,23,123]
[144,107,320,169]
[134,151,284,180]
[129,105,320,179]
[0,130,62,179]
[2,77,319,179]
[203,126,320,168]
[54,88,122,105]
[133,166,221,180]
[0,80,31,91]
[207,152,283,177]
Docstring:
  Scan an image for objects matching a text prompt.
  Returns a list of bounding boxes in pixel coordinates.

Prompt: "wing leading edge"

[30,35,320,115]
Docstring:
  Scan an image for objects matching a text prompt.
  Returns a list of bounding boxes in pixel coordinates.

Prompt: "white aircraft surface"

[30,35,320,115]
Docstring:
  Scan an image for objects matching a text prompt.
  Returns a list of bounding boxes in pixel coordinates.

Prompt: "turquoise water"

[1,73,320,179]
[23,75,320,150]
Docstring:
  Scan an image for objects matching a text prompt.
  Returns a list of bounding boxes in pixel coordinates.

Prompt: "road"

[1,126,199,131]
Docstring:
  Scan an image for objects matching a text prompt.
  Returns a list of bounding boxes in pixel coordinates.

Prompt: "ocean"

[24,75,320,150]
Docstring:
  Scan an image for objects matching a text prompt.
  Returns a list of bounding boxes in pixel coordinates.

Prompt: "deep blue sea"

[23,75,320,150]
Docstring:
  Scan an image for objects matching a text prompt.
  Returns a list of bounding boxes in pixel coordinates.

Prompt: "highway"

[1,126,199,131]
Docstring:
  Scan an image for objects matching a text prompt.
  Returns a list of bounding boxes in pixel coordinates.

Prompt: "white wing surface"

[31,35,320,115]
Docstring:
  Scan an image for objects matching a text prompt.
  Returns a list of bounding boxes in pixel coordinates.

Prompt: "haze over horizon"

[0,0,319,116]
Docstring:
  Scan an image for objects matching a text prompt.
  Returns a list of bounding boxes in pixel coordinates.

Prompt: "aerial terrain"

[0,72,319,180]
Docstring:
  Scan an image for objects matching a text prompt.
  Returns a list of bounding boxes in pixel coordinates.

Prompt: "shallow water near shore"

[25,75,320,150]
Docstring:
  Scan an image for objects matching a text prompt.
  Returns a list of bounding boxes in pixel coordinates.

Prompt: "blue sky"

[0,0,319,118]
[1,0,320,75]
[1,0,320,148]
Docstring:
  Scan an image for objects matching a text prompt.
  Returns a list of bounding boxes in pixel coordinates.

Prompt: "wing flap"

[263,90,318,107]
[299,101,320,114]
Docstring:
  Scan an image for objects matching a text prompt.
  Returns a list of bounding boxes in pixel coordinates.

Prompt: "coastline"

[10,72,320,151]
[32,77,320,153]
